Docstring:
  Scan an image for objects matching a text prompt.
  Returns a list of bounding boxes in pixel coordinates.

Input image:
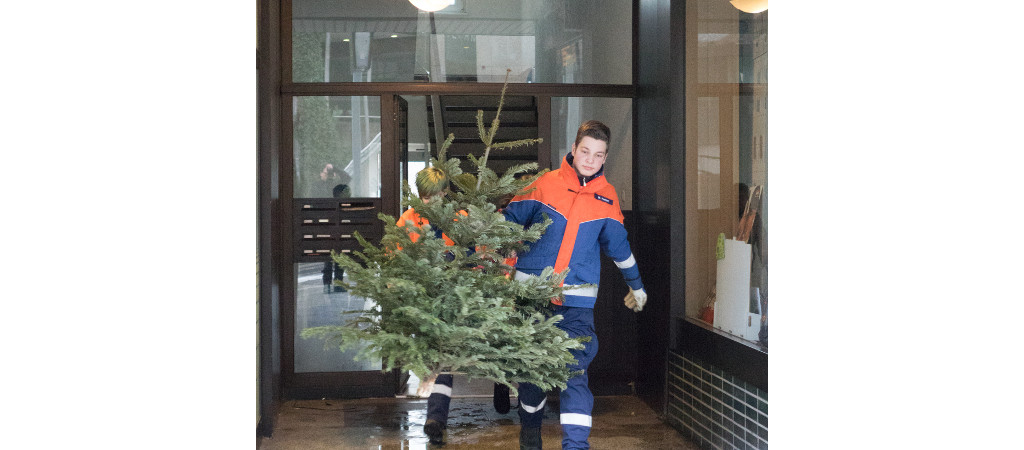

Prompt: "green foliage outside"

[301,73,586,394]
[293,32,351,197]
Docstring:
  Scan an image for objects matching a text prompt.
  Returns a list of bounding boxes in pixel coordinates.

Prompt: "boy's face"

[571,136,608,177]
[420,192,443,204]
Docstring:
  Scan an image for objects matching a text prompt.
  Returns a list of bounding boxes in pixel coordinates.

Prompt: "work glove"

[624,288,648,312]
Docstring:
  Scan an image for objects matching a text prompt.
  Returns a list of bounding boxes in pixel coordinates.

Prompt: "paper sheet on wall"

[713,239,752,338]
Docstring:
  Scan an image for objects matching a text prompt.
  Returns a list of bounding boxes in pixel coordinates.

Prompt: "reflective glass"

[292,0,632,84]
[293,96,382,198]
[399,95,432,198]
[685,0,767,349]
[294,262,382,373]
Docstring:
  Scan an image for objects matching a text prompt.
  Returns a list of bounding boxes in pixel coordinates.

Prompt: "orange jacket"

[397,206,517,270]
[396,207,456,246]
[503,154,643,308]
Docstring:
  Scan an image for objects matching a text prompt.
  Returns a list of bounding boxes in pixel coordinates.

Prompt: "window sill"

[675,316,767,391]
[686,316,767,354]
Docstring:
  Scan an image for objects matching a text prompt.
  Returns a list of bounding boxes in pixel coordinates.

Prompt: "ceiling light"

[730,0,767,13]
[409,0,455,12]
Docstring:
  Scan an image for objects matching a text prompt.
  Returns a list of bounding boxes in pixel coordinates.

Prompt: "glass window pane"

[685,0,766,349]
[293,96,382,198]
[399,95,431,198]
[292,0,632,84]
[551,97,633,210]
[294,262,382,373]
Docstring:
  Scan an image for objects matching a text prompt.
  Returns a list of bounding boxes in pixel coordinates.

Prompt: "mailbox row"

[293,198,382,262]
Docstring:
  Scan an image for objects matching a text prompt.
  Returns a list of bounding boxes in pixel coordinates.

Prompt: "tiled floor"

[258,394,699,449]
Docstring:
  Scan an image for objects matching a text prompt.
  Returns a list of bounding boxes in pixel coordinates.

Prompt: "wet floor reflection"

[259,396,699,449]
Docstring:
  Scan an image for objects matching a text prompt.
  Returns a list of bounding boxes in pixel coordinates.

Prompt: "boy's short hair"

[574,120,611,147]
[415,167,448,198]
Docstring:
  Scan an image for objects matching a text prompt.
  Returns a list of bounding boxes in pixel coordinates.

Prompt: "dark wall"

[632,212,671,409]
[633,0,675,413]
[257,0,283,437]
[677,319,767,391]
[589,212,640,396]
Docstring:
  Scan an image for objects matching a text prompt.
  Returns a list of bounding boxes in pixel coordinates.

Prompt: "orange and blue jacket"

[397,207,516,269]
[503,154,643,308]
[396,207,456,246]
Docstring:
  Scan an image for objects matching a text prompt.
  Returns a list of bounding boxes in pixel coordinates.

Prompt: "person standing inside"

[502,120,648,450]
[315,163,339,197]
[320,164,352,292]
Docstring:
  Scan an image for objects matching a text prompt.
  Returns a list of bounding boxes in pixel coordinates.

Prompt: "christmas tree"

[301,72,585,394]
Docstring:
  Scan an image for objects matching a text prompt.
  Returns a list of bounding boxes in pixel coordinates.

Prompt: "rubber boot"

[494,383,511,414]
[424,419,446,446]
[519,427,542,450]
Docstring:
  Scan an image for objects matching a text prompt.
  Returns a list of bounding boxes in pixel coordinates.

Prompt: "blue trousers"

[426,374,454,424]
[517,305,598,450]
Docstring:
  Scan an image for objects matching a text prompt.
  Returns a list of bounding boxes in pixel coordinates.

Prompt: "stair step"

[428,132,539,142]
[447,148,538,160]
[434,121,537,128]
[458,159,541,175]
[431,95,535,108]
[429,109,537,123]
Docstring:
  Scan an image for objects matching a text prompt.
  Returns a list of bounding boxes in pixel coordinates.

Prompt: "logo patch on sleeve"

[594,194,613,205]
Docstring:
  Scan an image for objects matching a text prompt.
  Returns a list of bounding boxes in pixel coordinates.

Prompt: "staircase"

[427,95,541,175]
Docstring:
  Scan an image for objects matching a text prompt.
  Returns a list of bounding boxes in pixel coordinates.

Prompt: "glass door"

[286,94,403,398]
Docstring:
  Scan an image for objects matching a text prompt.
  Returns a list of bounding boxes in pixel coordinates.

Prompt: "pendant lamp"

[409,0,454,12]
[729,0,768,14]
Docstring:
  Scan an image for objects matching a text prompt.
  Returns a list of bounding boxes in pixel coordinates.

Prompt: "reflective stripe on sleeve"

[614,253,636,269]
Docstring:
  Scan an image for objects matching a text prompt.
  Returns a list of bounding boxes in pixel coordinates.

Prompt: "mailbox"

[294,198,383,262]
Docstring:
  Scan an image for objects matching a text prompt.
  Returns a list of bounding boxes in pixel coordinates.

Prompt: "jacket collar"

[561,153,606,189]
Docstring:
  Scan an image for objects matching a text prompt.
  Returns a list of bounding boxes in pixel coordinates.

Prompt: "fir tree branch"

[490,138,544,150]
[476,110,488,146]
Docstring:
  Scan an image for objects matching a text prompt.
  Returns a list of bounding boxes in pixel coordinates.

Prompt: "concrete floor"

[258,394,698,449]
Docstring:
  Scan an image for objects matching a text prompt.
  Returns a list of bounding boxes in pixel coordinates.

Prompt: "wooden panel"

[536,96,552,171]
